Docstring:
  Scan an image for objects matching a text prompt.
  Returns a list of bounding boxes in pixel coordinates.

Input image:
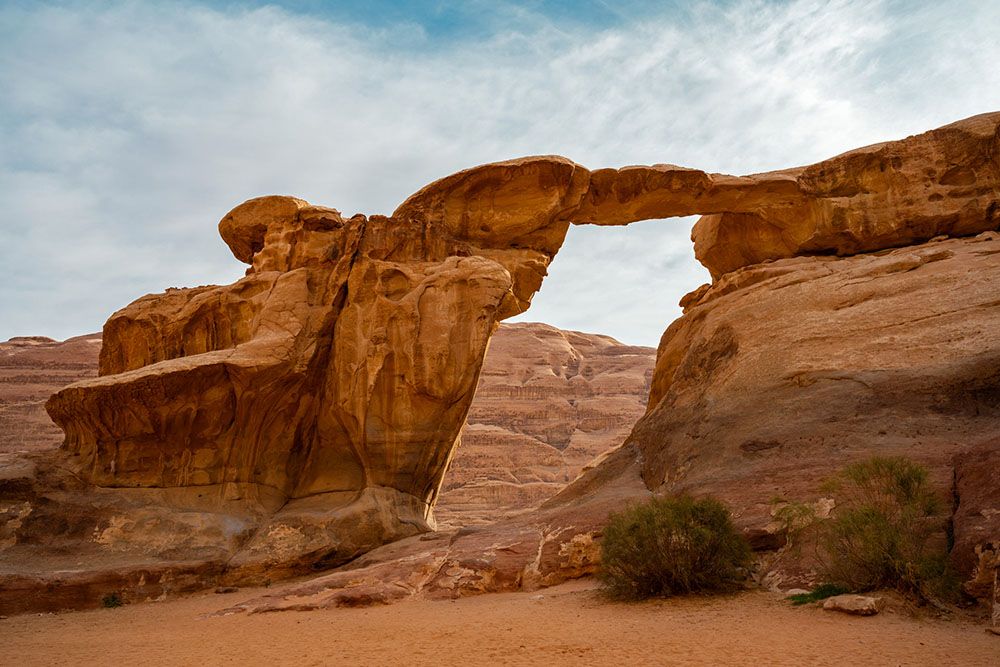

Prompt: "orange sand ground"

[2,579,996,666]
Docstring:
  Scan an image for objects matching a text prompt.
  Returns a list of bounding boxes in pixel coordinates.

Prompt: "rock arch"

[13,111,1000,592]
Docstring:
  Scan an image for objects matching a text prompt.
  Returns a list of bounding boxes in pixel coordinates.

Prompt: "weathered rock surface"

[822,595,884,616]
[215,445,648,614]
[0,334,100,454]
[0,324,651,527]
[637,233,1000,593]
[2,112,999,615]
[398,112,999,284]
[16,188,566,598]
[221,233,1000,614]
[690,112,1000,278]
[953,445,1000,600]
[438,322,653,527]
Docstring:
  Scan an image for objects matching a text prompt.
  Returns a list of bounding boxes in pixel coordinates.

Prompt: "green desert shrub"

[785,583,849,606]
[770,498,818,553]
[820,456,957,598]
[599,495,751,600]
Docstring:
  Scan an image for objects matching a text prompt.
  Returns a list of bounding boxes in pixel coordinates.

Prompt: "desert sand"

[2,579,995,666]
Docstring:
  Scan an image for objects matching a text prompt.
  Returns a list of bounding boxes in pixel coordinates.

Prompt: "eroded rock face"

[569,112,1000,279]
[220,233,1000,615]
[0,324,653,528]
[439,323,654,527]
[635,232,1000,592]
[2,112,999,615]
[691,112,1000,278]
[0,334,100,455]
[37,190,565,587]
[215,444,649,614]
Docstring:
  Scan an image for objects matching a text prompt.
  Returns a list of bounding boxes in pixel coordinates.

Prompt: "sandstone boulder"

[822,595,884,616]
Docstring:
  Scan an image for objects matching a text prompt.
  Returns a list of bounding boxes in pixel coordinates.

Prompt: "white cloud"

[1,0,998,344]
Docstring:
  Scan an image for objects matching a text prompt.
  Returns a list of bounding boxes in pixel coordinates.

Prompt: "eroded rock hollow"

[2,111,998,614]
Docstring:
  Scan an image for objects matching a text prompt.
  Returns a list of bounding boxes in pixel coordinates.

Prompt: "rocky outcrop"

[215,445,648,614]
[2,111,998,615]
[0,324,652,526]
[690,112,1000,278]
[221,232,1000,616]
[636,232,1000,595]
[33,189,566,590]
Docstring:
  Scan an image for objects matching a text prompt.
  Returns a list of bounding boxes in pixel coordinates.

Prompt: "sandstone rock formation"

[35,190,565,590]
[438,323,653,526]
[2,111,999,616]
[0,334,100,454]
[220,231,1000,616]
[575,112,1000,278]
[216,445,648,614]
[0,324,652,526]
[638,232,1000,592]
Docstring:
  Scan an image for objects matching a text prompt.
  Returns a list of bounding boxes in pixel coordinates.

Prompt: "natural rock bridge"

[1,112,997,611]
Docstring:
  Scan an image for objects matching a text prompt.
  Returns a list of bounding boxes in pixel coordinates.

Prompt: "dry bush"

[820,456,958,599]
[599,495,751,600]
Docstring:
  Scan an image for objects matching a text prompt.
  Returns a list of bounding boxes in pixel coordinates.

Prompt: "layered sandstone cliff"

[0,334,100,454]
[1,111,998,615]
[439,323,653,526]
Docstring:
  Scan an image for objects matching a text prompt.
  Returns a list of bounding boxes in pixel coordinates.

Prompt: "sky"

[1,0,999,346]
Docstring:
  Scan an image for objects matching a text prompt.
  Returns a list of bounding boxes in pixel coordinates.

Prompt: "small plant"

[770,498,818,552]
[819,456,957,599]
[101,592,123,608]
[599,494,751,600]
[786,583,848,605]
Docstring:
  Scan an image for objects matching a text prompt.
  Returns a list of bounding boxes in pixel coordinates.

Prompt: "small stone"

[822,594,884,616]
[215,586,239,594]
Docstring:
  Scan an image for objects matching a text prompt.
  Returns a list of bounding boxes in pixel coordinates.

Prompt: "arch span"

[24,110,1000,588]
